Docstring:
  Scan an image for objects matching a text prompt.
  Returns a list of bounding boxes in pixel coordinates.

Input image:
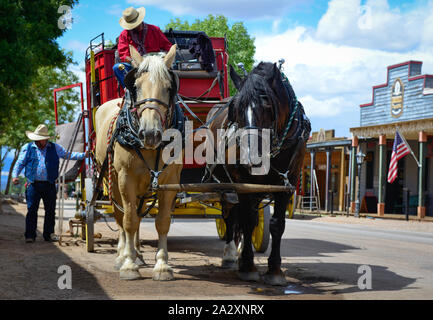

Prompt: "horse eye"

[262,100,272,108]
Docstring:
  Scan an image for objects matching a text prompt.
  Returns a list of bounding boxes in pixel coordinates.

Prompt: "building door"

[385,151,405,213]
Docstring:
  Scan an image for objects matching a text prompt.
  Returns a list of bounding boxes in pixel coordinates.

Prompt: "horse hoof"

[135,256,146,267]
[119,269,141,281]
[221,260,237,269]
[264,272,288,286]
[153,270,174,281]
[114,258,124,270]
[153,262,174,281]
[238,271,260,282]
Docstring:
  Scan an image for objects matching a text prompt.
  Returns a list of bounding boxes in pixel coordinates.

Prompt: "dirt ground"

[1,201,432,300]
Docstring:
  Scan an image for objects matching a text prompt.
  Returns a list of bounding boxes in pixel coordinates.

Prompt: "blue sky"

[58,0,433,138]
[3,0,433,189]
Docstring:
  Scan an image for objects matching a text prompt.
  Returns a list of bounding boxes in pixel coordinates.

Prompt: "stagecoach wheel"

[215,218,227,241]
[286,192,297,219]
[252,204,271,253]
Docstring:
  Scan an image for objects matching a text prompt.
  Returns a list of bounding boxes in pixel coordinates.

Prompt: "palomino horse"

[94,44,183,280]
[205,62,311,285]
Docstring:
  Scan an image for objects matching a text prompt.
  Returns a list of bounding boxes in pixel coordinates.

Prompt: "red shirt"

[118,24,173,62]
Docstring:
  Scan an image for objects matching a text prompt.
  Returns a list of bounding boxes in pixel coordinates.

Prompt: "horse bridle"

[134,98,171,128]
[126,67,179,130]
[229,79,300,159]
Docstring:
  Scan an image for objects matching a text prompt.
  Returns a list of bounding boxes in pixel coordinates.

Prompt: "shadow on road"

[156,235,417,297]
[0,203,109,299]
[280,238,357,257]
[284,262,417,295]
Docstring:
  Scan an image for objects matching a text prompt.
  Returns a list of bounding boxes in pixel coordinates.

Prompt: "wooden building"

[350,61,433,218]
[300,129,352,212]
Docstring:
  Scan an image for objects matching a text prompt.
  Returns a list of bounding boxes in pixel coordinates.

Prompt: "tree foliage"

[165,15,256,95]
[0,55,80,194]
[0,0,79,133]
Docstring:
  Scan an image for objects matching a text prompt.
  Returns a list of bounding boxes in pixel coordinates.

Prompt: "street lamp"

[355,151,366,218]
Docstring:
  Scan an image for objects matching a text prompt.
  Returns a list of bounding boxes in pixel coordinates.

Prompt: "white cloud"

[107,4,124,16]
[253,2,433,137]
[316,0,433,51]
[299,95,345,117]
[272,19,282,33]
[127,0,309,19]
[68,62,87,110]
[65,40,88,54]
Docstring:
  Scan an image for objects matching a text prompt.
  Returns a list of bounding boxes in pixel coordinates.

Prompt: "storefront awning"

[350,117,433,140]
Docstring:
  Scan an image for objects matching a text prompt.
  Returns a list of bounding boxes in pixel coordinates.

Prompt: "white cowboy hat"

[119,7,146,30]
[26,124,51,141]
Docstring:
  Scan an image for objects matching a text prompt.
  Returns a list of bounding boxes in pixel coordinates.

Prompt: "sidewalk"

[295,209,433,222]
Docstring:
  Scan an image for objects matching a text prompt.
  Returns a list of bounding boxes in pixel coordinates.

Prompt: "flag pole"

[396,128,421,168]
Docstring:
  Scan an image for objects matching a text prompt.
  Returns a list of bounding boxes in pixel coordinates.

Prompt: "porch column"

[418,131,427,219]
[350,136,358,213]
[377,134,386,216]
[338,147,346,211]
[325,148,332,212]
[310,150,316,211]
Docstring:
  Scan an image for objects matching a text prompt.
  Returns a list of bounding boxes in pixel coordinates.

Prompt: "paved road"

[147,216,433,299]
[59,200,433,299]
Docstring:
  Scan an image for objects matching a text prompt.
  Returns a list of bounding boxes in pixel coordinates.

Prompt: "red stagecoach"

[54,30,295,252]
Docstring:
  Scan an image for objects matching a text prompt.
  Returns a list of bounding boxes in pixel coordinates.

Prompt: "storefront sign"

[391,78,404,118]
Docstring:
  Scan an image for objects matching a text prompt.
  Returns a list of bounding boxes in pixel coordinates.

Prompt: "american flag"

[387,131,411,184]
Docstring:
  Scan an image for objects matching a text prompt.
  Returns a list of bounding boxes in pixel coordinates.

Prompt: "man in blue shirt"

[13,124,87,243]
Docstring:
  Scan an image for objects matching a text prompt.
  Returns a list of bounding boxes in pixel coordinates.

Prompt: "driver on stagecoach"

[113,7,173,88]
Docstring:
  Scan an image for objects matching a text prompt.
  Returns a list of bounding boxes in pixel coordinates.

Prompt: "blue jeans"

[25,181,57,240]
[113,62,133,88]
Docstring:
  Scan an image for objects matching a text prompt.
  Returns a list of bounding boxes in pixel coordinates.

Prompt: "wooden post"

[338,147,346,211]
[350,136,358,213]
[418,131,427,219]
[377,134,386,216]
[325,148,332,212]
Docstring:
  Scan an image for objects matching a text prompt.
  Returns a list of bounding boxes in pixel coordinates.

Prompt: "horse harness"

[205,74,310,191]
[97,67,183,217]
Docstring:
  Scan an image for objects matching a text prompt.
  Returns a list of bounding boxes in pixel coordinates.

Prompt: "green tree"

[1,55,80,195]
[165,15,256,95]
[0,0,79,134]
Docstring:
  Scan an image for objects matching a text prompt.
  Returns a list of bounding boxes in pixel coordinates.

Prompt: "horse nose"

[144,130,162,148]
[138,129,145,140]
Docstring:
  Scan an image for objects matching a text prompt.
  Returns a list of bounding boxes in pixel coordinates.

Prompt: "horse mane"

[232,62,293,131]
[136,53,172,88]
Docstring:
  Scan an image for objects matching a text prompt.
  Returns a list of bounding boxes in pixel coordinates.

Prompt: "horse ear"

[274,63,282,76]
[129,45,143,68]
[270,63,280,80]
[230,65,243,91]
[227,99,235,122]
[164,44,177,69]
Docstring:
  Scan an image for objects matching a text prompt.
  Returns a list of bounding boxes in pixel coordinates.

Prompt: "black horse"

[205,61,311,285]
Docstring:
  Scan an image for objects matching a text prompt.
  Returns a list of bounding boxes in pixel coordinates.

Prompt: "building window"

[366,151,374,189]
